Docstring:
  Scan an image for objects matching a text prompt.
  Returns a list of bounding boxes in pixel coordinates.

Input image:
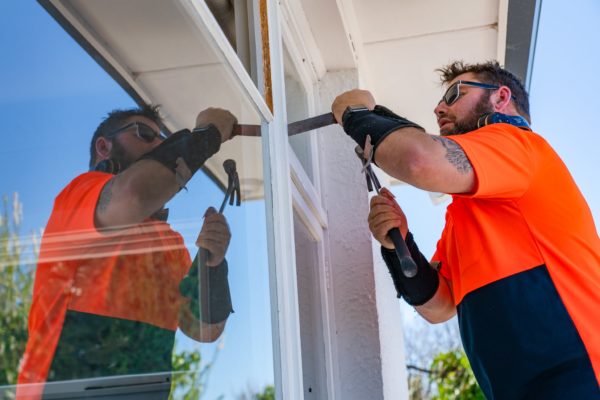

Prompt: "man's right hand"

[195,108,237,143]
[368,187,409,249]
[331,89,376,124]
[196,207,231,267]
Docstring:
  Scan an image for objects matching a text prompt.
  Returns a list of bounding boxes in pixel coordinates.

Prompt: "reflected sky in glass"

[0,1,273,398]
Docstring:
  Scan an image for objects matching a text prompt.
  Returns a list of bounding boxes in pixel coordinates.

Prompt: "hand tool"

[201,158,241,264]
[219,159,241,213]
[184,159,241,321]
[233,112,337,137]
[355,136,418,278]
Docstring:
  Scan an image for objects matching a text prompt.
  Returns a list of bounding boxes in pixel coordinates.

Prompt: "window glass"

[293,212,327,399]
[0,2,273,399]
[283,45,317,185]
[205,0,265,98]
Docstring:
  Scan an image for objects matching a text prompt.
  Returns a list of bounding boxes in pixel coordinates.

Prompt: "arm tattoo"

[431,136,472,174]
[97,179,114,214]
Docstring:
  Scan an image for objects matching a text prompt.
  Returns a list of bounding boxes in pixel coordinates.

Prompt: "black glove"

[380,232,439,306]
[179,250,233,324]
[342,105,424,153]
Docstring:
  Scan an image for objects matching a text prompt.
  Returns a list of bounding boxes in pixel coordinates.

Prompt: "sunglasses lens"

[444,83,460,105]
[137,124,162,143]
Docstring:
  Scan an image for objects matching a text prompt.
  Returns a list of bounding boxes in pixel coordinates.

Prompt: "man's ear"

[493,86,512,112]
[95,137,113,161]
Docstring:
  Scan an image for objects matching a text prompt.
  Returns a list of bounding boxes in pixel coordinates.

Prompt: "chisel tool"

[233,112,337,137]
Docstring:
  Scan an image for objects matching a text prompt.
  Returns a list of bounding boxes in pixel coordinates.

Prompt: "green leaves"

[169,347,204,400]
[0,193,37,386]
[430,349,485,400]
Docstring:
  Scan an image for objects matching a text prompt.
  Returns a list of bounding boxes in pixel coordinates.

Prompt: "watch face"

[348,105,369,113]
[343,105,369,123]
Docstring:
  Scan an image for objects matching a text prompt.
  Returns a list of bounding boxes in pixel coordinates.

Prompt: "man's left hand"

[331,89,376,124]
[196,207,231,266]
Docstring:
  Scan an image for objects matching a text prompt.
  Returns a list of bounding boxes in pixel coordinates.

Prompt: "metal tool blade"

[232,112,337,137]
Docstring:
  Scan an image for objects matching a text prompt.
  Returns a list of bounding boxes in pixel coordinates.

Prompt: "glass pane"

[284,46,317,184]
[0,2,273,399]
[293,212,327,399]
[205,0,263,94]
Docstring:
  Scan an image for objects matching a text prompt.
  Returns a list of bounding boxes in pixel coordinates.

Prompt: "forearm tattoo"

[97,179,114,213]
[431,136,472,174]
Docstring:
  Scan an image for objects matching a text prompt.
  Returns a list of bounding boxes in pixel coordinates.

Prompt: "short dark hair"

[436,60,530,123]
[89,105,163,169]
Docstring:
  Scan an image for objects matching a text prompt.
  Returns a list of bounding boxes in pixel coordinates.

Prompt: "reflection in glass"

[284,45,317,183]
[293,212,327,399]
[205,0,261,88]
[0,1,273,399]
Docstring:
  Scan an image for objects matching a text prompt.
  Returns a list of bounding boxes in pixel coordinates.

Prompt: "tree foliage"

[430,350,484,400]
[407,348,483,399]
[0,193,37,386]
[170,347,204,400]
[402,304,483,399]
[254,385,275,400]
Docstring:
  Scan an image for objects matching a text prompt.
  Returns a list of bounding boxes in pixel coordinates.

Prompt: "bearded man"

[332,61,600,399]
[18,106,236,399]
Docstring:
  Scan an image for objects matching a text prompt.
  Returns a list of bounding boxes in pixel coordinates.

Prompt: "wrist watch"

[342,104,370,125]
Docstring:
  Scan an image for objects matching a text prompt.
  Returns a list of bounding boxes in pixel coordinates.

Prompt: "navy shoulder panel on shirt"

[456,265,599,399]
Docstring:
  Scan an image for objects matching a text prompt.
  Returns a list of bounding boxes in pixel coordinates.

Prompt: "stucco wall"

[313,69,409,399]
[315,69,385,399]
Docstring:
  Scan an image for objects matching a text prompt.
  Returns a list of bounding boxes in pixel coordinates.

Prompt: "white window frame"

[277,2,343,398]
[185,1,309,398]
[186,1,317,398]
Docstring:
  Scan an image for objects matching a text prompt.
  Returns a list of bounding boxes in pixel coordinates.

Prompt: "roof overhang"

[39,0,541,196]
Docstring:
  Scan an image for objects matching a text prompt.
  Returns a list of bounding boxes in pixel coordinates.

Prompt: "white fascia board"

[497,0,509,65]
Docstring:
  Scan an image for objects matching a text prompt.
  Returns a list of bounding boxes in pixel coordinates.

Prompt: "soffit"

[350,0,502,133]
[42,0,265,199]
[42,0,507,197]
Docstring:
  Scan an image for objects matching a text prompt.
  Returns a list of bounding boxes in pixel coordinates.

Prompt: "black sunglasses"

[440,80,516,106]
[107,121,166,143]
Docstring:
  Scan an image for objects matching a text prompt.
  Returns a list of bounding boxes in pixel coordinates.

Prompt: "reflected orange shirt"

[17,172,191,397]
[432,124,600,383]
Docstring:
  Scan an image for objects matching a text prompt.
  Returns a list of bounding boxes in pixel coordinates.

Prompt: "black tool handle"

[388,228,418,278]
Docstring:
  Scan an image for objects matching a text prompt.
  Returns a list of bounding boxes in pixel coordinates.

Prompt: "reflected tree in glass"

[0,193,38,385]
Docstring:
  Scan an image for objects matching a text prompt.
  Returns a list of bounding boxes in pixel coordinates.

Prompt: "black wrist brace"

[179,252,233,324]
[342,105,424,152]
[380,232,439,306]
[141,125,221,183]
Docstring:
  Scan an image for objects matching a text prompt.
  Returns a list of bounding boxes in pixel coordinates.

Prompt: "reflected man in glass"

[17,106,237,398]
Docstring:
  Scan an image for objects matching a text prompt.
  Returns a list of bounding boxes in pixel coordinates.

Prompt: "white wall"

[311,69,409,400]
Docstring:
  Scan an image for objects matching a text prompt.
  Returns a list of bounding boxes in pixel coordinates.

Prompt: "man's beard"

[444,92,494,136]
[109,139,136,172]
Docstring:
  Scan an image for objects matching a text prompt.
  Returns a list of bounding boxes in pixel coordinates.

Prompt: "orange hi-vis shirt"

[432,123,600,396]
[17,172,191,398]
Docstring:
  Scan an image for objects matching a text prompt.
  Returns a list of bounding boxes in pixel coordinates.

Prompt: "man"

[17,106,236,398]
[332,61,600,398]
